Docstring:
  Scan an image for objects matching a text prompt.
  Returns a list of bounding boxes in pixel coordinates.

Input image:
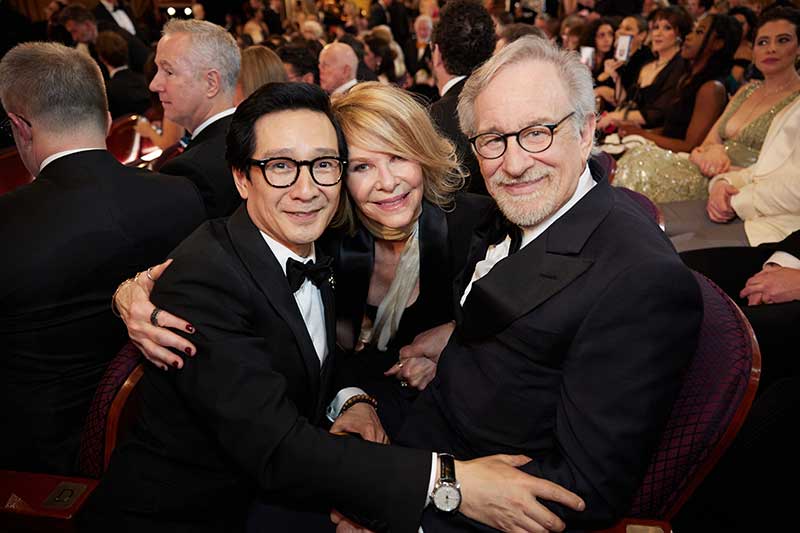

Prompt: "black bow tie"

[286,257,333,292]
[488,211,522,255]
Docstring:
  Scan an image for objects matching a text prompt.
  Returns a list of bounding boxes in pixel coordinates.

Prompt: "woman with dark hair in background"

[613,14,742,202]
[730,6,758,83]
[595,15,652,111]
[598,5,693,130]
[581,17,617,109]
[363,33,399,85]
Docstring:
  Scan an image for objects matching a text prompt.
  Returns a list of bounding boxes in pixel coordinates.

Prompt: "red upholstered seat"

[0,147,33,196]
[1,343,143,531]
[595,272,761,533]
[106,114,140,165]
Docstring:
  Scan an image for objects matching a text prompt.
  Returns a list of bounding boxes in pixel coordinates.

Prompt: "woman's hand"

[706,180,739,223]
[690,144,731,176]
[385,322,455,390]
[115,259,197,370]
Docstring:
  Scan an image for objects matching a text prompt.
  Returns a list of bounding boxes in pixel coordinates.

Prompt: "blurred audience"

[95,30,151,118]
[235,45,287,105]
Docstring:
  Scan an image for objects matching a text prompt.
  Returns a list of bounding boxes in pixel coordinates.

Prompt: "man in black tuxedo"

[59,3,150,74]
[0,42,205,475]
[150,19,242,219]
[83,82,584,533]
[429,0,496,195]
[92,0,138,37]
[393,36,703,531]
[369,0,390,28]
[95,30,150,118]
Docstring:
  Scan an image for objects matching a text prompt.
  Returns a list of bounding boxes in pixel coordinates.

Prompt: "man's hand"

[330,403,388,444]
[385,321,455,390]
[457,455,585,533]
[741,265,800,306]
[115,259,197,370]
[706,180,739,223]
[330,509,375,533]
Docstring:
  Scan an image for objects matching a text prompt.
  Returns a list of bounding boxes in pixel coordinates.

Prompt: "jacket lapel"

[226,206,322,403]
[332,226,373,351]
[459,177,614,341]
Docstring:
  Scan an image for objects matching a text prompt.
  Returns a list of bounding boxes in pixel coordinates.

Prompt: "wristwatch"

[432,453,461,513]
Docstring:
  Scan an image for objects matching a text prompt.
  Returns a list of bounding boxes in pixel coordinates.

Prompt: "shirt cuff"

[765,251,800,269]
[326,387,367,422]
[425,452,438,506]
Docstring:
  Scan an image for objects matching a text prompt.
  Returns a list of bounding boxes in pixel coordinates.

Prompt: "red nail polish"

[172,361,179,368]
[184,347,193,356]
[186,324,195,333]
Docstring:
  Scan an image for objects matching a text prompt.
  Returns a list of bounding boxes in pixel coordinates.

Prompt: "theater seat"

[593,272,761,533]
[0,343,144,532]
[0,147,33,196]
[106,114,141,165]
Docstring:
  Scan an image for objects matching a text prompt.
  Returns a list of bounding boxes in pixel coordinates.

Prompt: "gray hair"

[458,36,595,139]
[0,42,108,136]
[163,19,240,93]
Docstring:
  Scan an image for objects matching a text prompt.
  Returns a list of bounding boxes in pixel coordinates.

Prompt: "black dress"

[628,53,689,129]
[320,193,493,437]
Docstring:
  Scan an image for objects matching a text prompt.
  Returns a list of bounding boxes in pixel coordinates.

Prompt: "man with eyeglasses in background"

[390,36,704,531]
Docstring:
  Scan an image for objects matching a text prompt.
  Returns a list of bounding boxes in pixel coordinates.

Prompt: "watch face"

[433,483,461,512]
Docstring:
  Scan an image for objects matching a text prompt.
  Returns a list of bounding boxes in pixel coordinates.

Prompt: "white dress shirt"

[461,165,596,305]
[259,232,328,364]
[38,148,105,175]
[189,108,236,139]
[332,78,358,96]
[440,75,466,97]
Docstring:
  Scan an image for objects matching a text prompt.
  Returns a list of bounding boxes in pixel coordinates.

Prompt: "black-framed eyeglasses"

[469,112,576,160]
[0,113,32,140]
[247,156,347,188]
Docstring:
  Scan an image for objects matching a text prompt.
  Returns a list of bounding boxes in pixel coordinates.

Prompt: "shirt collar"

[259,230,316,277]
[332,78,358,95]
[109,65,128,78]
[190,107,236,140]
[519,164,596,249]
[441,75,466,97]
[39,148,105,174]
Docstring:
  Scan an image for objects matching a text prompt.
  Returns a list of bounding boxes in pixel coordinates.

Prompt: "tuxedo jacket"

[398,175,703,531]
[403,37,432,78]
[86,206,431,532]
[91,21,151,75]
[0,150,205,474]
[429,79,485,196]
[106,68,151,118]
[161,115,241,219]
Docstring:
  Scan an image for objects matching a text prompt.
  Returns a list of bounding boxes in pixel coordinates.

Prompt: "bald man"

[319,42,358,95]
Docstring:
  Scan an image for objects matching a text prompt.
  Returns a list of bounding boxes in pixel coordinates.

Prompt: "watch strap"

[438,453,456,484]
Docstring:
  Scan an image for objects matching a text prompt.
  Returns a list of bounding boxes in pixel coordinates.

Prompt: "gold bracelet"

[110,274,138,318]
[340,393,378,415]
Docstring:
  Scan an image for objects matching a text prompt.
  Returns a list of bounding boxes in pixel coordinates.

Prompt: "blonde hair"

[331,82,465,231]
[238,46,288,100]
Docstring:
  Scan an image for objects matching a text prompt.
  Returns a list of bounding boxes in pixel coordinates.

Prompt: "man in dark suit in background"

[150,19,242,219]
[95,30,150,118]
[0,42,205,475]
[83,82,584,533]
[429,0,496,195]
[92,0,139,37]
[59,3,150,75]
[394,36,703,531]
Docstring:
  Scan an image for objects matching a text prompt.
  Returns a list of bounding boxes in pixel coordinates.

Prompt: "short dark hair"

[276,43,319,83]
[756,6,800,42]
[729,6,758,42]
[95,31,128,68]
[432,0,496,76]
[59,3,95,25]
[226,82,348,179]
[652,5,693,40]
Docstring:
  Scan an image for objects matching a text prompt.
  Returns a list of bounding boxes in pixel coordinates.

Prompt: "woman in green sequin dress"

[613,9,800,203]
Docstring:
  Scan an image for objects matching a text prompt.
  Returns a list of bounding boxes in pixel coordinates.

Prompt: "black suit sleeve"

[153,244,431,533]
[521,259,701,528]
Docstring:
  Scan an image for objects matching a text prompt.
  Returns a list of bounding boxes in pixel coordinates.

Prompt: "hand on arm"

[457,455,585,533]
[329,403,389,444]
[740,266,800,306]
[385,321,455,390]
[115,259,197,369]
[690,144,731,176]
[706,180,739,223]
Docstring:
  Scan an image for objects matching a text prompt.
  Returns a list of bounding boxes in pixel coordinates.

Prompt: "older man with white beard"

[392,36,704,531]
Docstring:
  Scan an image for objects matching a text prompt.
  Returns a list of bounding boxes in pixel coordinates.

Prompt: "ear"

[9,112,33,143]
[205,69,223,98]
[106,112,112,136]
[580,112,596,160]
[431,44,443,68]
[233,167,251,200]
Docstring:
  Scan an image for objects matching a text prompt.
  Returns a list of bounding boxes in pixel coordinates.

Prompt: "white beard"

[488,164,562,227]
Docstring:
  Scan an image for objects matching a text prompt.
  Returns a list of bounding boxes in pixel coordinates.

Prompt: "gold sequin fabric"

[614,84,800,203]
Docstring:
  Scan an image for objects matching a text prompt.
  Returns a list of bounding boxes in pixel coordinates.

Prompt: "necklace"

[760,77,798,96]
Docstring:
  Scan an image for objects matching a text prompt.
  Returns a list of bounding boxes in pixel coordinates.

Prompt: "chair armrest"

[0,469,98,531]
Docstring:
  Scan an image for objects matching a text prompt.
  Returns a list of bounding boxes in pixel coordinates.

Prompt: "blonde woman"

[234,46,288,105]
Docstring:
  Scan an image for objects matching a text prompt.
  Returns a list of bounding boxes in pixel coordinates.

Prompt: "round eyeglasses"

[247,156,347,188]
[469,112,575,160]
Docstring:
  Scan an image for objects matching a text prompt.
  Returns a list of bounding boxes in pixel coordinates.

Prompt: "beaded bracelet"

[340,393,378,415]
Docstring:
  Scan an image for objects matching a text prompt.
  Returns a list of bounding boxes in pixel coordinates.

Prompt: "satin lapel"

[459,178,614,341]
[418,201,449,301]
[317,245,337,420]
[334,226,373,350]
[226,206,321,400]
